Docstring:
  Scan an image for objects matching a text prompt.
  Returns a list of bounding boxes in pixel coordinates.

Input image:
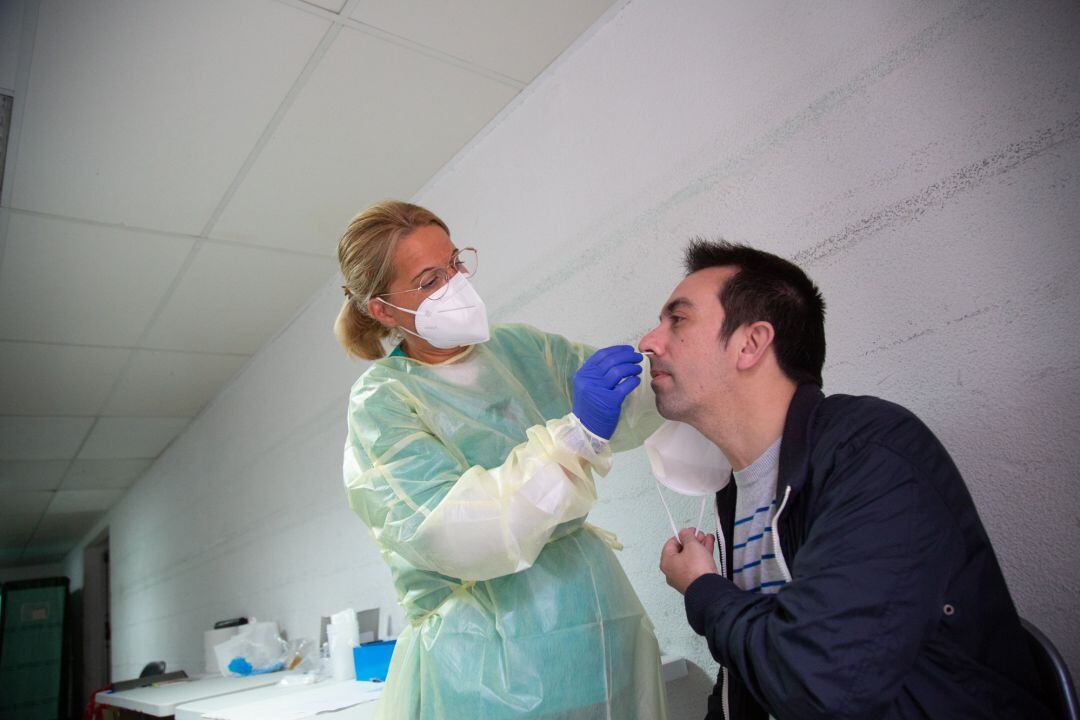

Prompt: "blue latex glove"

[572,345,644,439]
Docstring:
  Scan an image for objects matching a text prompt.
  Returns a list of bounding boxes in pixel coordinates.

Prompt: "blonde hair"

[334,200,450,360]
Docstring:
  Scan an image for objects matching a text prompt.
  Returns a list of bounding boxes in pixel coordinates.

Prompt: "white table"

[179,680,383,720]
[174,679,331,720]
[110,657,684,720]
[320,694,381,720]
[96,672,290,717]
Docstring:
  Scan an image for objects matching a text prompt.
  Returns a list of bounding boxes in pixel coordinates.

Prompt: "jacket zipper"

[763,485,793,720]
[771,485,794,583]
[713,504,727,577]
[716,485,793,720]
[714,504,730,720]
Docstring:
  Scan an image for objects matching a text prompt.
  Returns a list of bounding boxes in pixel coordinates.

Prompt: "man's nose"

[639,326,662,356]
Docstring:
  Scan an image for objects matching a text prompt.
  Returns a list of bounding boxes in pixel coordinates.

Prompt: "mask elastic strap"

[376,297,418,316]
[656,485,712,550]
[395,325,425,342]
[375,298,430,345]
[655,483,682,543]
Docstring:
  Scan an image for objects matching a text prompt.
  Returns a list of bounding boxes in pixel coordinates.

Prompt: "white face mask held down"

[645,420,731,539]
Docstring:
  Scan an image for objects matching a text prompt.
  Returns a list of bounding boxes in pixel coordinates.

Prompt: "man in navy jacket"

[640,240,1050,719]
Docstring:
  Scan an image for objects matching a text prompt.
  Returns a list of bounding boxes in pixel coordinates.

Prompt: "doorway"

[81,531,110,711]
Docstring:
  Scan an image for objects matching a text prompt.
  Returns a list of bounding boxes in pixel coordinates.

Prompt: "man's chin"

[654,395,683,422]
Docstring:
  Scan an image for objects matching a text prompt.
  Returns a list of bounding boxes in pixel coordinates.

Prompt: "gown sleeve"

[344,378,613,582]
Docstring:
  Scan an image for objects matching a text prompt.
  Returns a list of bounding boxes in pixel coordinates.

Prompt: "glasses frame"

[378,247,478,301]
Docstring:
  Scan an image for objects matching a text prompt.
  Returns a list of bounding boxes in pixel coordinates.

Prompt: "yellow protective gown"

[343,323,667,719]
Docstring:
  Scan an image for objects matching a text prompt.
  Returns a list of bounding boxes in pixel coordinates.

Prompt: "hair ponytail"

[334,296,391,360]
[334,200,450,360]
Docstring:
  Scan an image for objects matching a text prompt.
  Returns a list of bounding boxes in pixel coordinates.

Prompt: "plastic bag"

[214,621,298,677]
[285,638,317,673]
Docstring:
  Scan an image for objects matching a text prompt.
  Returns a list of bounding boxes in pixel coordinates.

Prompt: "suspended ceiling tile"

[9,0,330,233]
[77,417,190,460]
[0,460,69,492]
[211,26,518,254]
[0,213,195,345]
[0,342,130,416]
[104,349,249,417]
[0,549,26,565]
[300,0,346,13]
[0,416,93,460]
[48,489,123,514]
[62,459,152,491]
[19,541,78,563]
[33,511,102,543]
[141,243,334,354]
[16,548,71,565]
[0,514,37,546]
[350,0,616,83]
[4,491,53,516]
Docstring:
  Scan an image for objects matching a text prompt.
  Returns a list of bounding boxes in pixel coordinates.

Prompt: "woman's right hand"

[572,345,644,439]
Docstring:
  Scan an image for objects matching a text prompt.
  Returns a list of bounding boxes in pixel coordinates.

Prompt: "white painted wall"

[65,0,1080,715]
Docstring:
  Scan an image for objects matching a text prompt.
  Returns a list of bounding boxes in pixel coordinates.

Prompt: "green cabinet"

[0,578,70,720]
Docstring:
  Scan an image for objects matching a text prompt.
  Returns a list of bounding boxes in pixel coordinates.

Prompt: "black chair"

[139,661,166,678]
[1021,618,1078,720]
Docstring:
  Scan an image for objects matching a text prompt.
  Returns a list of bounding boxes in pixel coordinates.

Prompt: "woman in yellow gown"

[335,200,667,719]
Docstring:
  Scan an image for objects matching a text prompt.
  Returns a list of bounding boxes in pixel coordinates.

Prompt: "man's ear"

[367,297,397,329]
[735,321,776,371]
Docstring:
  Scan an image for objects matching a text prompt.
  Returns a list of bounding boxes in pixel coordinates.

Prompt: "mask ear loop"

[695,495,708,536]
[654,485,711,549]
[374,296,428,344]
[376,296,418,316]
[655,483,683,547]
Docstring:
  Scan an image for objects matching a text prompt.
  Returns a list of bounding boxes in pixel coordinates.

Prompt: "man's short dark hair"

[685,239,826,387]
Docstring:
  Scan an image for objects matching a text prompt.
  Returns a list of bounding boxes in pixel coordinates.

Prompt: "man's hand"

[660,528,718,594]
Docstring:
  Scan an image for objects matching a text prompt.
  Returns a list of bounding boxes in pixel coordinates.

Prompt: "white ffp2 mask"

[644,420,731,539]
[379,273,490,350]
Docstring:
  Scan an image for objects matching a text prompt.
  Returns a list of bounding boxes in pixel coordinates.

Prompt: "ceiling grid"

[0,0,619,566]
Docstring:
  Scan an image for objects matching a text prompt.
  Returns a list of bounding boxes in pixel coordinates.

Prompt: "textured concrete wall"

[414,0,1080,685]
[66,1,1079,715]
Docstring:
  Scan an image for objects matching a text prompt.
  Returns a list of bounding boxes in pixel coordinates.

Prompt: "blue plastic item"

[226,656,285,676]
[353,640,396,682]
[227,657,253,676]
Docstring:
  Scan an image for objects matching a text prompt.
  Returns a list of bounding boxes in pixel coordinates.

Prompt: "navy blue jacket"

[685,384,1051,720]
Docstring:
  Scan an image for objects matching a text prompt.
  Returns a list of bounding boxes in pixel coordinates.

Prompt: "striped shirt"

[731,437,787,594]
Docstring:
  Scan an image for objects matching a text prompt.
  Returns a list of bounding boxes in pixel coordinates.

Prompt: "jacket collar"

[776,383,825,503]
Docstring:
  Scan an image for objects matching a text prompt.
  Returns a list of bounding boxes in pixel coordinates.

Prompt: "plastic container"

[353,640,396,682]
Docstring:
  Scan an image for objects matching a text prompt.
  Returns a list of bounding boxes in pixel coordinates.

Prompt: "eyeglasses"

[379,247,478,302]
